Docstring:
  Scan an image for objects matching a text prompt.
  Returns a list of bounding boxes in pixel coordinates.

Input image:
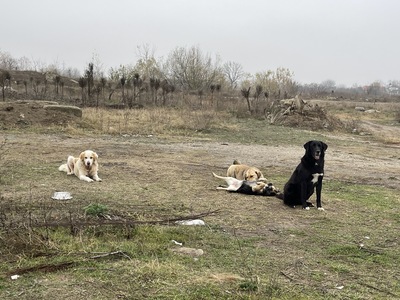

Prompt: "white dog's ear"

[93,152,98,160]
[80,152,85,161]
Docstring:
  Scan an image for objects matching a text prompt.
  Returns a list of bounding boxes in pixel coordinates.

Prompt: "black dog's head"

[304,141,328,161]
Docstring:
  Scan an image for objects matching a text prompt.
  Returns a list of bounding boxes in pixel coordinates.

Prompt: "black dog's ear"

[321,141,328,151]
[303,141,311,150]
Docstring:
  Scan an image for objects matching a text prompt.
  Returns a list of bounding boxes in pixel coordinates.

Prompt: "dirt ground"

[1,102,400,299]
[1,128,399,252]
[3,128,400,193]
[1,100,400,191]
[0,100,82,128]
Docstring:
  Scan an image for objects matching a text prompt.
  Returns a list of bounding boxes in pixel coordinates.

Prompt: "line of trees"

[1,46,399,108]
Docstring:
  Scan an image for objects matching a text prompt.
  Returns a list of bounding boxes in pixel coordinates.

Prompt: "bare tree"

[78,77,87,105]
[135,44,162,79]
[366,81,383,96]
[241,87,251,113]
[222,61,244,89]
[120,76,126,105]
[100,77,107,101]
[54,75,61,95]
[160,80,175,105]
[85,63,94,102]
[17,56,32,70]
[0,71,11,101]
[91,52,105,80]
[254,85,263,102]
[60,81,64,99]
[150,77,161,104]
[132,73,143,107]
[34,79,41,97]
[165,45,220,91]
[254,67,298,100]
[318,79,336,96]
[94,84,102,107]
[0,51,18,70]
[23,80,28,96]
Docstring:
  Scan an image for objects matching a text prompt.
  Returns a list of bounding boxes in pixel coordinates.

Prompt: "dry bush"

[341,117,362,133]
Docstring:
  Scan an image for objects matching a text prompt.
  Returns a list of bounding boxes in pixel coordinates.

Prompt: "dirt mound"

[0,100,82,128]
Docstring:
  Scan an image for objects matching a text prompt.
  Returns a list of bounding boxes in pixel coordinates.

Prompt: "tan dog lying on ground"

[213,173,279,196]
[58,150,102,182]
[226,160,265,181]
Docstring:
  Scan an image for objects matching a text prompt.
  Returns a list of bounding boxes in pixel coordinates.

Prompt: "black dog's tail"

[275,193,284,200]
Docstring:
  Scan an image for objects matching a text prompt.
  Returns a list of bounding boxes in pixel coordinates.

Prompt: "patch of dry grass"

[81,107,238,136]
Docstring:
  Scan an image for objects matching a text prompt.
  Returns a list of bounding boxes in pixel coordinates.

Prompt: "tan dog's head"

[80,150,98,169]
[245,169,262,181]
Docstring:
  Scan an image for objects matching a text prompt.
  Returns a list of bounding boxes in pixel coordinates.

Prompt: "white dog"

[59,150,102,182]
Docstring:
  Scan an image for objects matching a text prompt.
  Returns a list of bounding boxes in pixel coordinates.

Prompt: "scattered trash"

[10,275,20,280]
[171,240,183,246]
[170,247,204,257]
[175,219,205,226]
[52,192,72,200]
[335,285,344,290]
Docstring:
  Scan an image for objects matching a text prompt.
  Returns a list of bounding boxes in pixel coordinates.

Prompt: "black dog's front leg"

[316,176,324,210]
[300,181,309,209]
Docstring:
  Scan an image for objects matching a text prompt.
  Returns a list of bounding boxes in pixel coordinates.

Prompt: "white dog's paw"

[93,175,102,182]
[81,176,94,182]
[317,207,325,211]
[304,207,310,210]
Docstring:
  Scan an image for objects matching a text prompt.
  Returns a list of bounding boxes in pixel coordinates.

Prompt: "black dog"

[277,141,328,210]
[212,173,279,196]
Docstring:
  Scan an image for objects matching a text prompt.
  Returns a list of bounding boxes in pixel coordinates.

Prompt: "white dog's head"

[79,150,98,169]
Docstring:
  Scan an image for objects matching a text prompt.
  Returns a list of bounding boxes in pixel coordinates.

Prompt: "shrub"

[84,203,108,217]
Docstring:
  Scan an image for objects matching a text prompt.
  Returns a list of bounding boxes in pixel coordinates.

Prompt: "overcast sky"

[2,0,399,86]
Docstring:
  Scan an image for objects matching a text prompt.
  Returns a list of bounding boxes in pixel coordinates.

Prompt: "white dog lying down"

[59,150,102,182]
[212,173,278,196]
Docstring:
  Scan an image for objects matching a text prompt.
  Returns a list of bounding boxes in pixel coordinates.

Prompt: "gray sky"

[2,0,399,86]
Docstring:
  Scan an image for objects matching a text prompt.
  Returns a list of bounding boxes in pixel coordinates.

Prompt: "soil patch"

[0,100,81,128]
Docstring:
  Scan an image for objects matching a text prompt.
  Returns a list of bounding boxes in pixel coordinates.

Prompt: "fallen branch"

[358,282,399,298]
[6,250,132,277]
[280,271,300,284]
[7,261,76,276]
[8,209,221,229]
[90,250,132,260]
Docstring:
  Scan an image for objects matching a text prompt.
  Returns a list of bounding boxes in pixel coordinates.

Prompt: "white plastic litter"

[176,219,205,226]
[52,192,72,200]
[171,240,183,246]
[11,275,20,280]
[335,285,344,290]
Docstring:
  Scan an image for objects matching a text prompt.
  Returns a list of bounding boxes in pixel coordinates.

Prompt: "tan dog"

[226,160,265,181]
[213,173,279,196]
[58,150,102,182]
